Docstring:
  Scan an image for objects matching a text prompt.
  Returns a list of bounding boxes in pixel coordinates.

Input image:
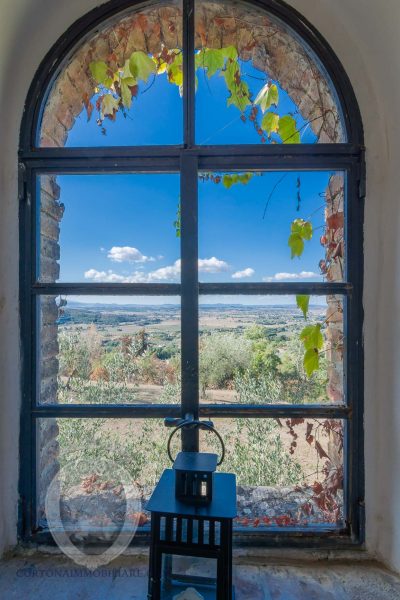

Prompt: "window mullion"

[183,0,195,148]
[180,152,199,451]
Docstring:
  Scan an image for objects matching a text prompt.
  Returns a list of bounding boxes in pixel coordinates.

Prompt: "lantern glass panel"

[161,554,217,599]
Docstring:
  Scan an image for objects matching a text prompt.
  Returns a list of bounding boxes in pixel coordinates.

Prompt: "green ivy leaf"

[121,59,134,79]
[197,49,225,77]
[296,295,310,319]
[196,46,237,77]
[222,60,251,112]
[220,46,238,60]
[227,82,251,112]
[222,174,235,188]
[278,115,301,144]
[304,348,319,377]
[288,219,312,258]
[261,112,280,135]
[300,324,323,351]
[288,233,304,258]
[291,218,312,241]
[167,52,183,89]
[120,80,133,109]
[101,94,120,119]
[255,83,279,113]
[222,173,253,188]
[89,61,113,88]
[129,51,156,82]
[238,173,253,184]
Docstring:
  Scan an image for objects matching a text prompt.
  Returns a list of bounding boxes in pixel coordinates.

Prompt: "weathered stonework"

[37,1,345,518]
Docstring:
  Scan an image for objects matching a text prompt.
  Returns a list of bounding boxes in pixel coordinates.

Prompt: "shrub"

[199,332,252,393]
[59,329,91,380]
[235,369,283,404]
[203,419,303,487]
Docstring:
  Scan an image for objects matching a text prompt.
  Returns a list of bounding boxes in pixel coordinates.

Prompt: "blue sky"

[43,57,339,304]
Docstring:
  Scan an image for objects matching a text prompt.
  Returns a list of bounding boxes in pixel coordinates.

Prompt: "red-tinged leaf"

[240,115,246,122]
[290,418,305,426]
[327,212,344,230]
[160,46,170,62]
[96,95,104,111]
[105,109,117,122]
[82,92,90,108]
[82,93,94,121]
[306,434,314,445]
[262,516,271,525]
[129,84,139,97]
[241,517,249,526]
[253,518,260,527]
[86,102,93,121]
[306,422,313,438]
[315,440,330,460]
[312,481,323,494]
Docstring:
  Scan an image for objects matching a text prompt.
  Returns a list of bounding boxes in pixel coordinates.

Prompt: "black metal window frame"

[18,0,365,547]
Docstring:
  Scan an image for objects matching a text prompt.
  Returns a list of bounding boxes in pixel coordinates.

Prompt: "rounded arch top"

[19,0,364,150]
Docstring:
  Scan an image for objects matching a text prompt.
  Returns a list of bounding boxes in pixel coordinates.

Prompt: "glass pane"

[199,295,345,405]
[39,2,182,147]
[198,170,345,283]
[161,554,217,599]
[38,173,181,283]
[38,296,181,405]
[195,0,346,144]
[37,417,171,534]
[199,418,345,529]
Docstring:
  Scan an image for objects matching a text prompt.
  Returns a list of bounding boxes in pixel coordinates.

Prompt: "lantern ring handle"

[167,420,225,466]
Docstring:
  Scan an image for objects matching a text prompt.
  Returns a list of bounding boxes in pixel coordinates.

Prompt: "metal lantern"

[147,417,236,600]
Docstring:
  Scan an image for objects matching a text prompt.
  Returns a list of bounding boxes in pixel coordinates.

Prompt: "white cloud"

[198,257,229,273]
[84,257,229,284]
[84,266,178,284]
[107,246,155,263]
[263,271,319,282]
[232,268,255,279]
[84,269,130,283]
[147,260,182,281]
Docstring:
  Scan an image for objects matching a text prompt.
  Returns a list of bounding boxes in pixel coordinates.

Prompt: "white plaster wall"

[0,0,399,571]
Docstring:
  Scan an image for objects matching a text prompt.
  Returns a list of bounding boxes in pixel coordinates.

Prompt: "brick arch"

[37,0,344,519]
[40,2,344,147]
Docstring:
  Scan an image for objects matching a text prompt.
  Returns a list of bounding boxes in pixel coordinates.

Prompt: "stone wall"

[36,1,344,518]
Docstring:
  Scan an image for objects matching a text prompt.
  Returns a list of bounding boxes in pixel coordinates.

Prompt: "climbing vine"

[83,46,343,379]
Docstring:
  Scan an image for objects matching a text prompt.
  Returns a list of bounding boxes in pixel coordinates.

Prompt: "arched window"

[19,0,364,546]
